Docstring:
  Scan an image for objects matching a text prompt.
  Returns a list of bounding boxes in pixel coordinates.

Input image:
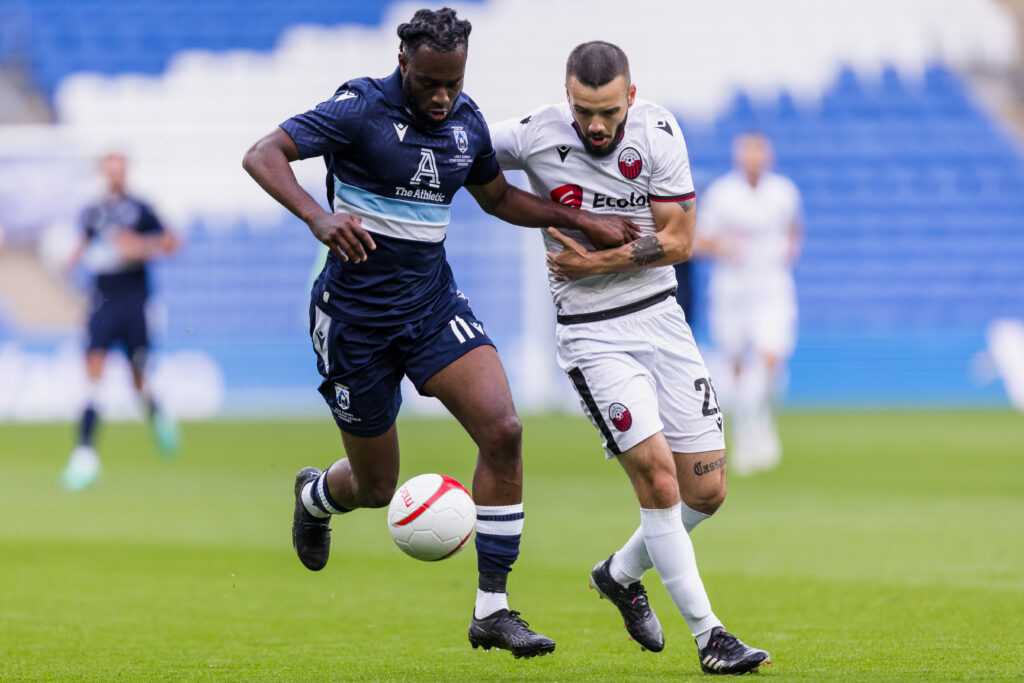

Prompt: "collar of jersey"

[382,68,406,109]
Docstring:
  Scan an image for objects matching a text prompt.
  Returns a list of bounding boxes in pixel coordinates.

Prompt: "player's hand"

[546,227,599,281]
[576,211,640,249]
[309,211,376,263]
[113,231,148,260]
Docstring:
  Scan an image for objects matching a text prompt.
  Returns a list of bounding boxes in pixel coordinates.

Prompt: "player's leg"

[747,288,796,472]
[292,304,406,571]
[421,345,555,658]
[615,434,722,644]
[63,348,107,491]
[63,295,112,491]
[609,445,727,585]
[127,304,180,458]
[292,424,401,571]
[709,292,759,474]
[618,437,767,674]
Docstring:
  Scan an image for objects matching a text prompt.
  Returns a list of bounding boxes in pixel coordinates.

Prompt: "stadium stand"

[0,0,1021,414]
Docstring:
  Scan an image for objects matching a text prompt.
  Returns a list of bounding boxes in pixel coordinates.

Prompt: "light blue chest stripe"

[334,177,451,225]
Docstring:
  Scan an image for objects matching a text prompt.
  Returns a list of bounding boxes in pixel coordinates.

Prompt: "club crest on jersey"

[335,383,351,411]
[452,126,469,153]
[609,403,632,431]
[550,183,583,209]
[617,147,643,179]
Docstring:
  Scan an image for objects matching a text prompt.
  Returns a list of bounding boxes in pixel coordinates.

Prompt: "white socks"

[680,503,711,533]
[609,501,712,585]
[474,588,509,619]
[638,504,721,638]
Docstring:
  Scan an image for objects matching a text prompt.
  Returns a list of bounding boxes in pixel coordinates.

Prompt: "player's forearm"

[585,231,692,274]
[243,141,328,225]
[486,184,578,229]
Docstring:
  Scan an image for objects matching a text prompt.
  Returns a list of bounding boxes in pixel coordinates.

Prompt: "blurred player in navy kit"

[62,152,180,492]
[243,8,638,659]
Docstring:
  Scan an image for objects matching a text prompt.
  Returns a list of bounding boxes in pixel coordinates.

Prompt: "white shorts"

[556,298,726,459]
[709,285,797,359]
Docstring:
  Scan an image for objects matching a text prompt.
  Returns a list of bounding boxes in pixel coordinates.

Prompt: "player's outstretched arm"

[243,128,375,263]
[466,172,639,249]
[547,197,695,281]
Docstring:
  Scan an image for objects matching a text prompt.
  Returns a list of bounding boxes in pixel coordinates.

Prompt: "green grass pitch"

[1,411,1022,681]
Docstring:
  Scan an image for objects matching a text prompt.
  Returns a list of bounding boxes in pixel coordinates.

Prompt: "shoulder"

[705,173,740,198]
[315,77,381,117]
[633,99,684,138]
[766,173,800,200]
[517,103,571,142]
[453,91,491,132]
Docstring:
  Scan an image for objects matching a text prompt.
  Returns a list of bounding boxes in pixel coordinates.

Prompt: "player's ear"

[627,83,637,107]
[398,50,408,75]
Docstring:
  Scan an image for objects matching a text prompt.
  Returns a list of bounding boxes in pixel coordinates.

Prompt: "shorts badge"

[609,402,632,431]
[335,383,351,411]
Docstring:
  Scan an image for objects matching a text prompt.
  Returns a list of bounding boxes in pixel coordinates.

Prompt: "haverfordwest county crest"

[452,126,469,153]
[335,383,351,411]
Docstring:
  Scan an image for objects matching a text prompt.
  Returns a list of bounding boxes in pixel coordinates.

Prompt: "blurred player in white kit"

[696,133,803,475]
[491,41,769,675]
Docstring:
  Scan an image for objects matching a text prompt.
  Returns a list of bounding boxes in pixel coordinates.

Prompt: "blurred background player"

[243,8,636,659]
[695,132,803,475]
[62,152,181,491]
[492,41,769,675]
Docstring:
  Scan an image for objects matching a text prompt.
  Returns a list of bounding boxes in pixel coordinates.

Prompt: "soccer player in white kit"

[490,42,769,675]
[696,133,802,475]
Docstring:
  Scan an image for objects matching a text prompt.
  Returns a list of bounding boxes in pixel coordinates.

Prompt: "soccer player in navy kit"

[243,9,638,658]
[62,152,180,492]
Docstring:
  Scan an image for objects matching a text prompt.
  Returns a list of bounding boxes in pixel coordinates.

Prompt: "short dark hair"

[397,8,472,55]
[566,41,630,88]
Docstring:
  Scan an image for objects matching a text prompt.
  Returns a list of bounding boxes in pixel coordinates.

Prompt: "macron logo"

[334,90,358,102]
[550,183,583,209]
[394,122,408,142]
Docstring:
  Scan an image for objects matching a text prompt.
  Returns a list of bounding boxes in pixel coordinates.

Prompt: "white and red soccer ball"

[387,473,475,561]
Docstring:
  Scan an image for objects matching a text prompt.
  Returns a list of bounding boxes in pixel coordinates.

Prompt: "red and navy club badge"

[609,402,632,431]
[617,147,642,179]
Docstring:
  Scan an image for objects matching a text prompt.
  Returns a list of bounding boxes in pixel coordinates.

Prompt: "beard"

[401,76,449,130]
[577,117,628,158]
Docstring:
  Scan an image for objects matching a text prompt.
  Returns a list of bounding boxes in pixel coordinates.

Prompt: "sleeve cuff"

[648,191,695,203]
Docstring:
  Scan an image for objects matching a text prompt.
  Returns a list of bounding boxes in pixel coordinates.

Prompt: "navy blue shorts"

[309,290,494,437]
[86,289,149,361]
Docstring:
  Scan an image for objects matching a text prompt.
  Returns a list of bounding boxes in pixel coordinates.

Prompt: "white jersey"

[491,99,695,316]
[699,171,802,295]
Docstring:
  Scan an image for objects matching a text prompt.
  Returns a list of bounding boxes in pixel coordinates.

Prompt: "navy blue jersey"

[80,194,164,296]
[280,68,501,327]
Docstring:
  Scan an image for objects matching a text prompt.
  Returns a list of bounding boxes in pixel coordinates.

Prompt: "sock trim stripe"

[475,504,524,514]
[475,512,524,522]
[309,479,329,514]
[317,474,344,514]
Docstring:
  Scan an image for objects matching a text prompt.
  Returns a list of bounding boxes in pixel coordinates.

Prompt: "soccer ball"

[387,473,476,561]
